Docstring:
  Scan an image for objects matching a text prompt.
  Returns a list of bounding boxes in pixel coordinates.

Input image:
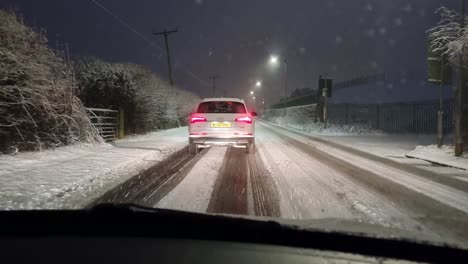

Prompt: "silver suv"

[188,98,256,154]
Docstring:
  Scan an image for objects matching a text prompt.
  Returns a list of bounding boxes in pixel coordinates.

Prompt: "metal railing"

[86,108,119,141]
[264,99,454,134]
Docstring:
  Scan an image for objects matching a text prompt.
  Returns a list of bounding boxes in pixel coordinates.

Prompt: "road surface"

[94,120,468,247]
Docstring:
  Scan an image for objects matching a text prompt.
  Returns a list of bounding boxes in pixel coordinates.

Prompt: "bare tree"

[428,7,468,63]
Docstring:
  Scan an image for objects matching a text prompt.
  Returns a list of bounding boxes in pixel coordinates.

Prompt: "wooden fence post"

[118,109,125,139]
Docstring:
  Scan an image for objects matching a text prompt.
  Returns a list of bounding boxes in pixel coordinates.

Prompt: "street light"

[269,55,279,65]
[253,96,256,100]
[250,91,254,95]
[256,80,262,87]
[268,54,288,108]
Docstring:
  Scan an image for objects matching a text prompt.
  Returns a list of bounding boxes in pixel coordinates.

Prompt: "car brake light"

[190,116,207,123]
[235,116,252,124]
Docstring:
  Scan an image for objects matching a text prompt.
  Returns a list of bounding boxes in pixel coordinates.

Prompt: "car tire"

[246,139,255,154]
[189,141,198,155]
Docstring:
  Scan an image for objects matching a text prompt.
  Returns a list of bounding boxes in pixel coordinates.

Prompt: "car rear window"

[197,101,247,114]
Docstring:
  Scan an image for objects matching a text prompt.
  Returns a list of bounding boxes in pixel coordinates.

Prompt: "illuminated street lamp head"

[269,55,279,65]
[256,80,262,87]
[250,91,254,95]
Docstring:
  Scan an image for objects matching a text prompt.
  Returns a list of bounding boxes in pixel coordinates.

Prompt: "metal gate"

[86,108,119,141]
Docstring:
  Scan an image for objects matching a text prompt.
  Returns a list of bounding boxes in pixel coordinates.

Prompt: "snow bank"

[0,127,188,210]
[406,145,468,170]
[265,115,377,136]
[263,104,378,136]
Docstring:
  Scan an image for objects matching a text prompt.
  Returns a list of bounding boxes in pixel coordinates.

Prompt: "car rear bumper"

[189,136,254,146]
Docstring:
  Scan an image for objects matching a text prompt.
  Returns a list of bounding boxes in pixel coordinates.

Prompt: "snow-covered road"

[2,120,468,247]
[150,121,468,247]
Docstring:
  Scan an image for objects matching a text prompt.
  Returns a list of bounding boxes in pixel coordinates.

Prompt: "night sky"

[0,0,458,104]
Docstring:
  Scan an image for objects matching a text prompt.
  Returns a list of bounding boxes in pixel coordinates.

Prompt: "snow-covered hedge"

[0,11,98,153]
[75,58,199,134]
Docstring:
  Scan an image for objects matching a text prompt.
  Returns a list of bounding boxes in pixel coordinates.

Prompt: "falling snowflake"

[366,29,376,38]
[194,0,203,5]
[365,3,373,12]
[402,3,412,13]
[394,17,403,26]
[378,27,387,35]
[335,35,343,44]
[418,9,426,17]
[299,47,306,54]
[375,16,385,26]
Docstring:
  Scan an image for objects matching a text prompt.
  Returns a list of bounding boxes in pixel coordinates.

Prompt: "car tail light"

[190,116,207,123]
[235,116,252,124]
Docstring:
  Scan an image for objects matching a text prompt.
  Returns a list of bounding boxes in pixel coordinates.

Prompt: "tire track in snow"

[90,146,200,207]
[207,148,249,215]
[156,147,227,212]
[256,124,403,226]
[247,149,281,217]
[261,122,468,244]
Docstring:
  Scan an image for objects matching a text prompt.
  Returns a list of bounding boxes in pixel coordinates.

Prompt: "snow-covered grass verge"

[260,120,440,163]
[406,145,468,170]
[0,127,188,210]
[265,115,379,136]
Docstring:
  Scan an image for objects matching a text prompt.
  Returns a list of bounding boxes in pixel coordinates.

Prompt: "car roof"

[201,97,245,103]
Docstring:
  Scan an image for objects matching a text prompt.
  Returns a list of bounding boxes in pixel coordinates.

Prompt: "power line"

[87,0,210,87]
[89,0,155,46]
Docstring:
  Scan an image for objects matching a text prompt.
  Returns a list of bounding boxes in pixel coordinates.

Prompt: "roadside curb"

[405,154,467,171]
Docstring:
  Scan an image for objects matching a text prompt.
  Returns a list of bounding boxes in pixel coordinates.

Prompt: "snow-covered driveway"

[0,127,188,209]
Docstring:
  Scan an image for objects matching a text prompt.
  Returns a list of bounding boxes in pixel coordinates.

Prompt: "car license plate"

[211,122,231,128]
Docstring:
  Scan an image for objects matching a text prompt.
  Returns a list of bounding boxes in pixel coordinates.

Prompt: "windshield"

[197,101,247,113]
[1,0,468,251]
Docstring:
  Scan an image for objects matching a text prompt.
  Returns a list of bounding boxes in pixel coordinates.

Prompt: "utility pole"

[209,75,220,97]
[282,59,288,114]
[455,0,465,156]
[323,75,328,129]
[153,28,178,86]
[437,55,445,148]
